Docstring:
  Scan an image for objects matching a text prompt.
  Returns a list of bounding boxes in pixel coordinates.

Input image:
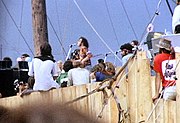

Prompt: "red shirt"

[153,53,175,87]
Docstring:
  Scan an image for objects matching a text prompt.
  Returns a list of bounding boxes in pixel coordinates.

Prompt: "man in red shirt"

[152,38,176,102]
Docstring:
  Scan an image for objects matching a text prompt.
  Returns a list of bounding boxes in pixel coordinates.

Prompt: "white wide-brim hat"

[156,38,172,51]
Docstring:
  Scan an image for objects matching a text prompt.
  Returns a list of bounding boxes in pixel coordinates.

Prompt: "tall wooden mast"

[31,0,48,56]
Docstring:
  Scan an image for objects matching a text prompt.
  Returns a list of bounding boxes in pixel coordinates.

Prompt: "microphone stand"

[104,52,111,62]
[113,51,119,66]
[65,44,74,61]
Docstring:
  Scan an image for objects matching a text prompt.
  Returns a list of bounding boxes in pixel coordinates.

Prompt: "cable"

[139,0,162,47]
[0,35,21,54]
[143,0,151,19]
[73,0,122,63]
[47,16,67,58]
[19,0,24,29]
[119,0,138,40]
[104,0,120,46]
[55,0,72,60]
[166,0,173,16]
[55,0,63,42]
[1,0,34,56]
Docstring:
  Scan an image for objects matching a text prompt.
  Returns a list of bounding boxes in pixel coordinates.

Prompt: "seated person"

[28,42,60,91]
[90,62,115,82]
[56,60,74,87]
[68,61,90,86]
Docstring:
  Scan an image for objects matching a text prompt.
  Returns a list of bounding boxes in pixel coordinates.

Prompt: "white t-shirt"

[122,53,133,66]
[172,5,180,33]
[68,67,90,86]
[28,58,60,91]
[162,59,176,81]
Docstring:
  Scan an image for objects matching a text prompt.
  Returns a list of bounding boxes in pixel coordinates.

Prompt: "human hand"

[152,93,160,103]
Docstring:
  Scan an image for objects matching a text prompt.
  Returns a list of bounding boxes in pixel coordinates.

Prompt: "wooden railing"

[0,51,178,123]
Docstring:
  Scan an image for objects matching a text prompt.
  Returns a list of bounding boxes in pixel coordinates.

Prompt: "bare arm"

[81,53,92,64]
[152,72,161,102]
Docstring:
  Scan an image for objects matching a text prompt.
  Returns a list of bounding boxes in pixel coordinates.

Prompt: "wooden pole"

[31,0,48,56]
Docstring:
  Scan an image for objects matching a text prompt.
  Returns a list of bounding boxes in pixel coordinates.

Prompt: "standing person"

[172,0,180,34]
[131,40,139,51]
[68,61,90,86]
[28,42,60,91]
[77,37,93,71]
[152,39,176,102]
[120,43,134,65]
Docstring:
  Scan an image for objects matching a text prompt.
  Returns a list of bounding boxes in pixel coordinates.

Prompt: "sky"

[0,0,176,66]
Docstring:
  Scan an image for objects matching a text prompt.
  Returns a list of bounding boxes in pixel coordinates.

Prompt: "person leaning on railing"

[152,38,176,102]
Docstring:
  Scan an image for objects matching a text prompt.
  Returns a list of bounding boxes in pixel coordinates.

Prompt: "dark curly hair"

[79,37,89,48]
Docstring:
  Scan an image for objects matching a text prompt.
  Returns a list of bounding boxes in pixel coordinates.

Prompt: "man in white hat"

[152,38,176,102]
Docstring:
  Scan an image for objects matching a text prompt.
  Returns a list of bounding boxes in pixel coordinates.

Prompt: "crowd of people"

[0,35,139,98]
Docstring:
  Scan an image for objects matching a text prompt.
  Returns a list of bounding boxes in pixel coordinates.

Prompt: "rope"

[154,101,164,122]
[73,0,122,63]
[119,0,138,40]
[1,0,34,56]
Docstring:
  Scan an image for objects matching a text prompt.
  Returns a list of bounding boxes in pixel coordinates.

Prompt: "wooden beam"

[176,53,180,123]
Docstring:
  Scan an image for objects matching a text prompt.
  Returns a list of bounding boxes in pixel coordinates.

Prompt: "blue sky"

[0,0,176,66]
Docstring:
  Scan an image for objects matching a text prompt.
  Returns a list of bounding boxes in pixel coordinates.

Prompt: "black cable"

[19,0,24,29]
[104,0,120,46]
[166,0,173,16]
[47,16,67,57]
[1,0,34,56]
[143,0,151,19]
[119,0,138,40]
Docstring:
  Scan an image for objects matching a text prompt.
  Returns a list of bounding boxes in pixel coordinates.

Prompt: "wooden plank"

[128,51,153,123]
[168,101,176,123]
[155,99,164,123]
[75,85,88,113]
[87,83,104,122]
[128,54,138,123]
[151,76,156,98]
[137,58,153,123]
[112,71,130,123]
[176,57,180,123]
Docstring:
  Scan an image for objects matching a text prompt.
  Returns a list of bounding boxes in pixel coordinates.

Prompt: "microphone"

[69,43,76,47]
[105,52,112,56]
[115,50,121,54]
